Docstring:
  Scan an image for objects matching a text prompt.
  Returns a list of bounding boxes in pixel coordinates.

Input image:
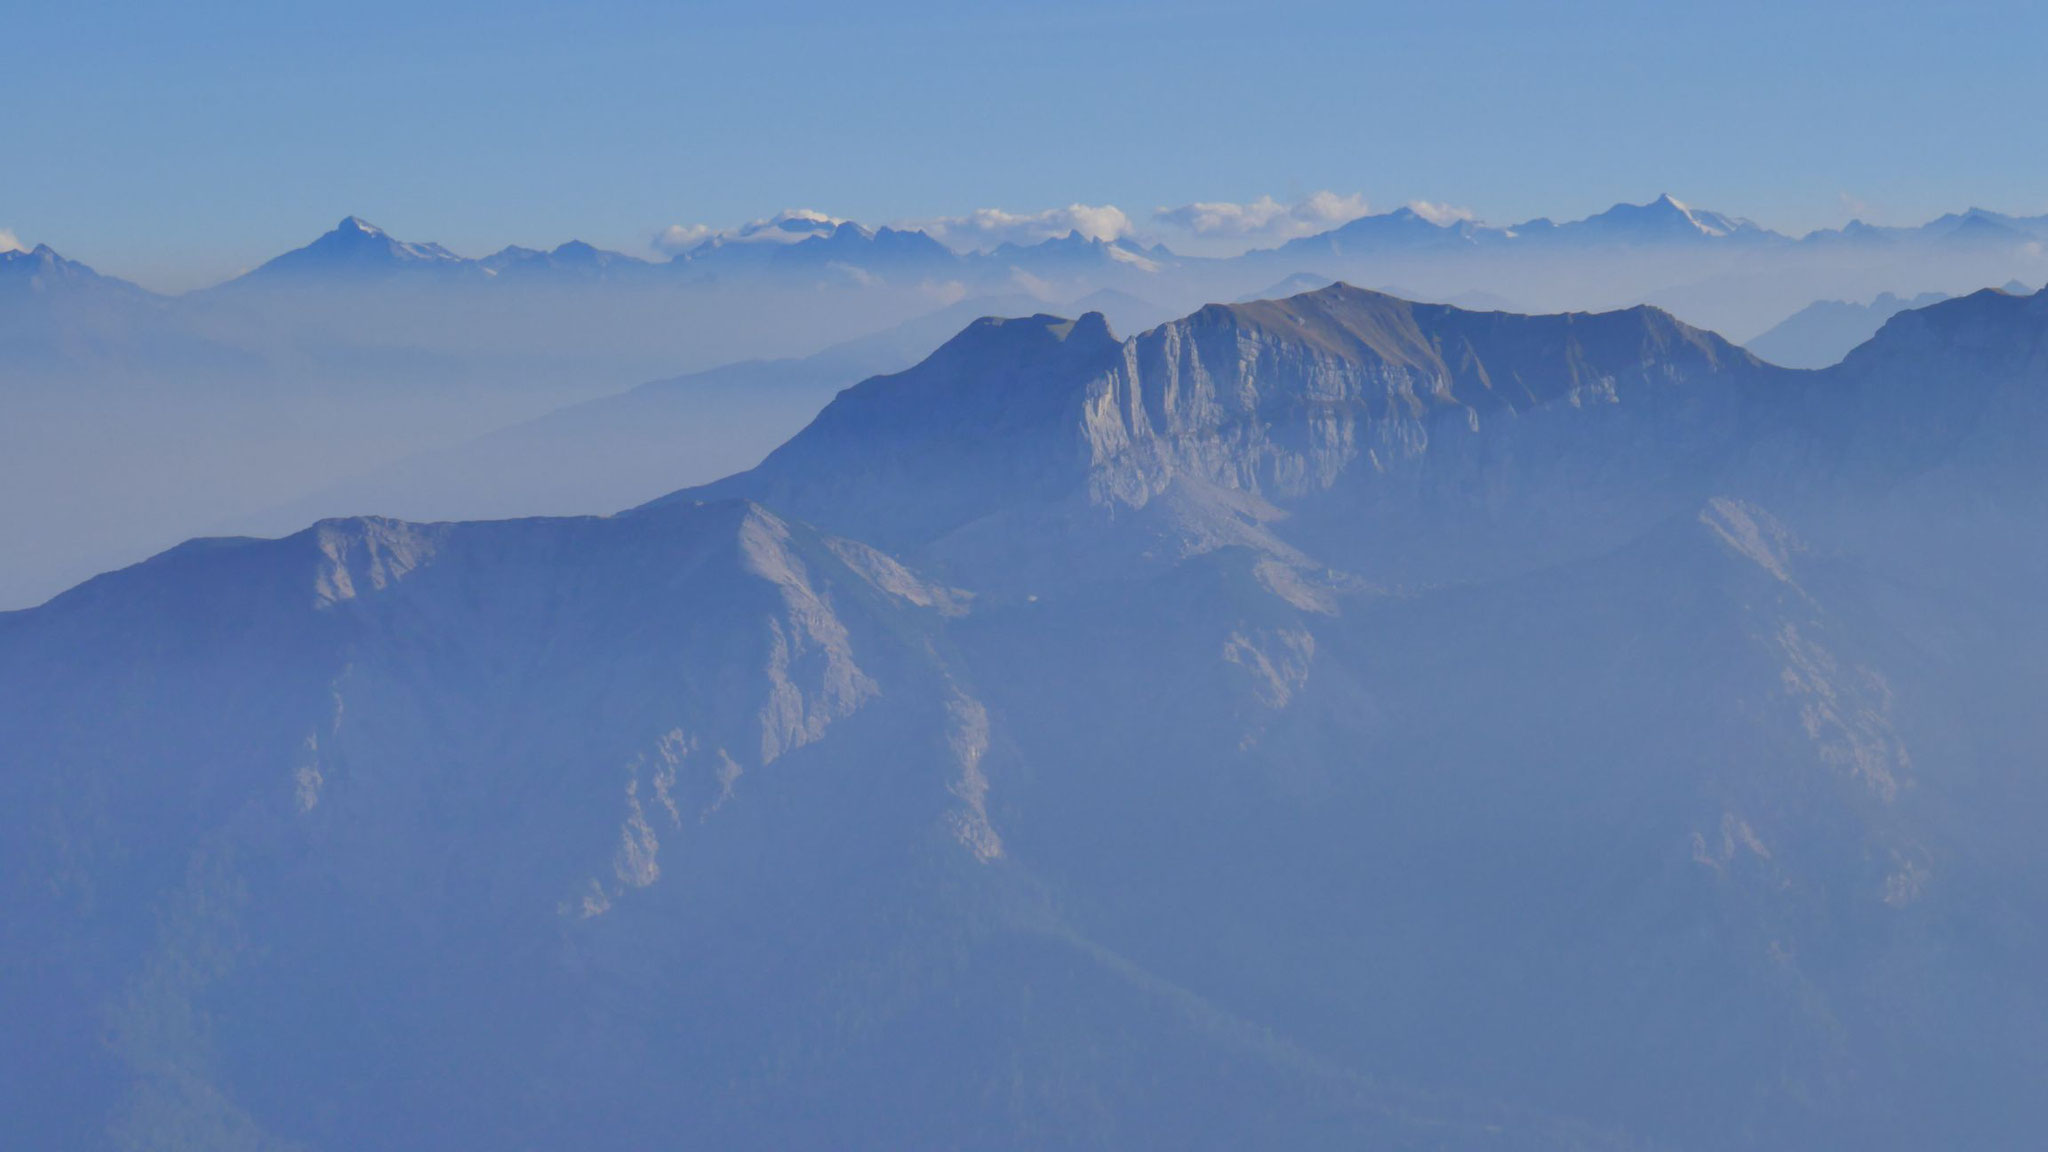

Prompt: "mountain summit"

[1561,192,1770,240]
[227,216,479,284]
[694,283,1762,582]
[0,242,149,299]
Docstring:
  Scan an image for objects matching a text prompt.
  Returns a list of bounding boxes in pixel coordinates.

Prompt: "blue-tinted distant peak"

[685,210,846,255]
[225,215,478,287]
[983,229,1172,274]
[473,239,654,280]
[3,241,86,274]
[1554,194,1775,243]
[0,240,154,301]
[1271,204,1504,258]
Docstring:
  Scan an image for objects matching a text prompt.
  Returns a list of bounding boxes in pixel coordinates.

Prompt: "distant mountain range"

[23,194,2048,302]
[196,214,1181,294]
[18,195,2044,348]
[1746,280,2036,367]
[8,280,2048,1149]
[1803,206,2048,249]
[7,197,2047,611]
[1267,194,1784,259]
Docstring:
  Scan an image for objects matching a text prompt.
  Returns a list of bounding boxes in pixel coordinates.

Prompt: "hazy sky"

[9,0,2047,290]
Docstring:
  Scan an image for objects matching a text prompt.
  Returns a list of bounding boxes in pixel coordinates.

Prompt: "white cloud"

[825,262,881,288]
[911,204,1134,251]
[652,209,847,255]
[0,228,24,254]
[1405,200,1475,226]
[1151,191,1371,244]
[649,194,1476,261]
[652,223,715,253]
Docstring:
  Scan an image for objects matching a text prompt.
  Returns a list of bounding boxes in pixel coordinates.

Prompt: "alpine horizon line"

[9,193,2048,297]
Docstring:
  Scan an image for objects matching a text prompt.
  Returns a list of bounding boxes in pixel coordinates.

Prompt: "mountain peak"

[670,308,1123,547]
[0,241,72,269]
[1858,277,2048,339]
[1560,194,1771,243]
[226,216,477,286]
[765,220,956,274]
[473,239,653,279]
[674,286,1752,569]
[1272,206,1500,257]
[925,309,1119,366]
[0,241,144,298]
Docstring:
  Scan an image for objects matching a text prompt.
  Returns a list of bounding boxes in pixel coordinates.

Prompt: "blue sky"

[7,0,2047,290]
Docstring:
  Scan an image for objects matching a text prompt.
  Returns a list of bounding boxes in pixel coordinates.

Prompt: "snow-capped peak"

[1652,194,1739,237]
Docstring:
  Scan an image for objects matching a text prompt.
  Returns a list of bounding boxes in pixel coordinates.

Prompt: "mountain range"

[6,194,2046,612]
[26,195,2048,301]
[16,198,2047,368]
[6,280,2047,1149]
[19,196,2043,369]
[1744,281,2036,368]
[194,214,1174,293]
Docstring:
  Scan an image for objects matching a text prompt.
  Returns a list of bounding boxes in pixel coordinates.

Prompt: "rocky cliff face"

[0,500,1010,1150]
[703,284,1780,589]
[6,283,2048,1150]
[1082,286,1753,499]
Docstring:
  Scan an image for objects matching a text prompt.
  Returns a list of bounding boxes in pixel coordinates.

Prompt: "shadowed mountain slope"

[6,283,2048,1149]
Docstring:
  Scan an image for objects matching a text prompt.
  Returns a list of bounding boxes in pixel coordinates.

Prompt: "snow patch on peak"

[1553,195,1774,244]
[1656,194,1739,237]
[1406,200,1477,226]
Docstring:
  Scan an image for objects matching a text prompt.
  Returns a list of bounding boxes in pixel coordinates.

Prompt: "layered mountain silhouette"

[1529,192,1781,245]
[1,242,152,300]
[6,281,2048,1149]
[1747,289,1954,368]
[688,285,1768,581]
[225,293,1052,530]
[225,216,481,285]
[26,193,2048,305]
[1747,281,2036,368]
[203,215,1183,293]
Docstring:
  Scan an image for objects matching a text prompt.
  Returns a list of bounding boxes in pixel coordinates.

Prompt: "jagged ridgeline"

[5,283,2048,1150]
[8,200,2045,614]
